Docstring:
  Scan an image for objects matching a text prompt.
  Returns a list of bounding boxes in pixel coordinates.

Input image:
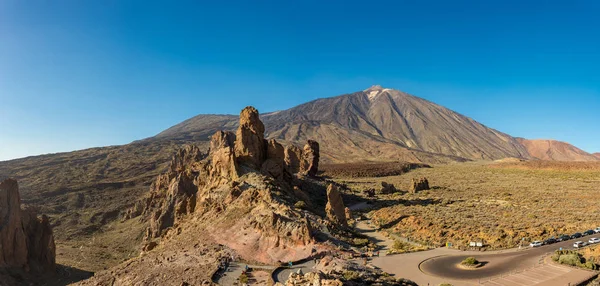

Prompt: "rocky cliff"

[0,179,55,273]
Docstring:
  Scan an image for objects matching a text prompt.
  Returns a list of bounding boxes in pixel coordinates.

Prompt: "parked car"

[543,237,557,245]
[557,234,571,242]
[595,227,600,233]
[530,241,543,247]
[584,230,595,236]
[574,241,585,248]
[589,238,600,244]
[571,233,583,239]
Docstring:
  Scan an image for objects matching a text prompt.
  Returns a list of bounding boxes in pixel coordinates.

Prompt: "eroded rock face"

[261,139,285,181]
[138,146,205,242]
[301,140,319,176]
[325,184,347,227]
[209,131,239,185]
[410,177,430,193]
[284,145,302,174]
[0,179,55,272]
[234,106,266,169]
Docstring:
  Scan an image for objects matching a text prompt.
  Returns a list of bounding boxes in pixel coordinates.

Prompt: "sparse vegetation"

[320,162,430,178]
[388,240,429,254]
[294,200,306,209]
[338,162,600,250]
[552,249,597,270]
[343,270,360,281]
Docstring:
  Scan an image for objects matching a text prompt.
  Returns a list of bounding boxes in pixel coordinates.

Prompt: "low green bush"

[461,257,479,266]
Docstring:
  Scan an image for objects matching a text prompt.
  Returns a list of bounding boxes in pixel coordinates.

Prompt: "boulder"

[300,140,319,176]
[410,177,430,193]
[234,106,266,169]
[0,179,55,272]
[380,182,397,194]
[325,184,347,227]
[363,188,376,197]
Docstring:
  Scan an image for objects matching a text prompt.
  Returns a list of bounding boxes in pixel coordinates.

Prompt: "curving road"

[356,218,598,285]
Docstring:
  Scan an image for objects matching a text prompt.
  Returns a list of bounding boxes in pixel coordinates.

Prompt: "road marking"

[501,275,532,286]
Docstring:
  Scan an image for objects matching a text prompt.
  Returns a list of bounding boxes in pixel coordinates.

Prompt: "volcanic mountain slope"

[516,138,600,161]
[593,153,600,160]
[157,86,531,162]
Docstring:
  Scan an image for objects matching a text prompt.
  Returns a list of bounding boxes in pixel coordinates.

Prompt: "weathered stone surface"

[325,184,347,227]
[344,207,352,221]
[301,140,319,176]
[209,131,238,184]
[284,145,302,174]
[261,139,285,180]
[410,177,430,193]
[380,182,397,194]
[234,106,266,169]
[0,179,55,272]
[363,188,376,197]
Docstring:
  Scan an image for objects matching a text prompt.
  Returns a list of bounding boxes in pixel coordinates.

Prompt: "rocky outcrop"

[380,182,398,194]
[234,106,266,169]
[325,184,347,227]
[344,207,352,221]
[363,188,376,197]
[128,106,320,264]
[410,177,430,193]
[301,140,320,176]
[134,146,206,242]
[0,179,55,272]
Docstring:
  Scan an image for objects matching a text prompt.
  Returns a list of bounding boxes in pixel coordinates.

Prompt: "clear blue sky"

[1,0,599,161]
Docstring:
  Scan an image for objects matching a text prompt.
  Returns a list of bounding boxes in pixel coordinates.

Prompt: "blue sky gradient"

[1,0,599,160]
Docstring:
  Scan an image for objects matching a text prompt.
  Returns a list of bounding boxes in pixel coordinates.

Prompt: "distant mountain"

[156,86,534,162]
[594,153,600,160]
[516,138,599,162]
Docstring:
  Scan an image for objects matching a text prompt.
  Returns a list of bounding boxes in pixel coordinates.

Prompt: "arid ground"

[330,161,600,250]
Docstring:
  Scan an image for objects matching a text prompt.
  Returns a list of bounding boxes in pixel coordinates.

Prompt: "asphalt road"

[420,237,594,279]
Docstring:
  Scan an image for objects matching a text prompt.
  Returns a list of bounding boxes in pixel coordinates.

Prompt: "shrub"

[343,271,360,281]
[239,273,249,284]
[439,284,454,286]
[558,254,581,266]
[352,238,370,247]
[294,200,306,209]
[461,257,479,266]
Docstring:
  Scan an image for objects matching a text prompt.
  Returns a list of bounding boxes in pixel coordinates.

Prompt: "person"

[288,261,293,268]
[245,264,249,271]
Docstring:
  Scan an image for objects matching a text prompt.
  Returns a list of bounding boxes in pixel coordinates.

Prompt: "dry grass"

[335,162,600,249]
[320,162,430,178]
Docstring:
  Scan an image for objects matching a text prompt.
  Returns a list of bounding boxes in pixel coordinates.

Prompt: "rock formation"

[301,140,320,176]
[410,177,430,193]
[325,184,347,227]
[0,179,55,272]
[284,145,302,174]
[344,207,352,221]
[129,106,321,264]
[380,182,398,194]
[234,106,266,169]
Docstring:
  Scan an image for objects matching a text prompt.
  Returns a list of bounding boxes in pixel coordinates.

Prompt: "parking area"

[480,263,595,286]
